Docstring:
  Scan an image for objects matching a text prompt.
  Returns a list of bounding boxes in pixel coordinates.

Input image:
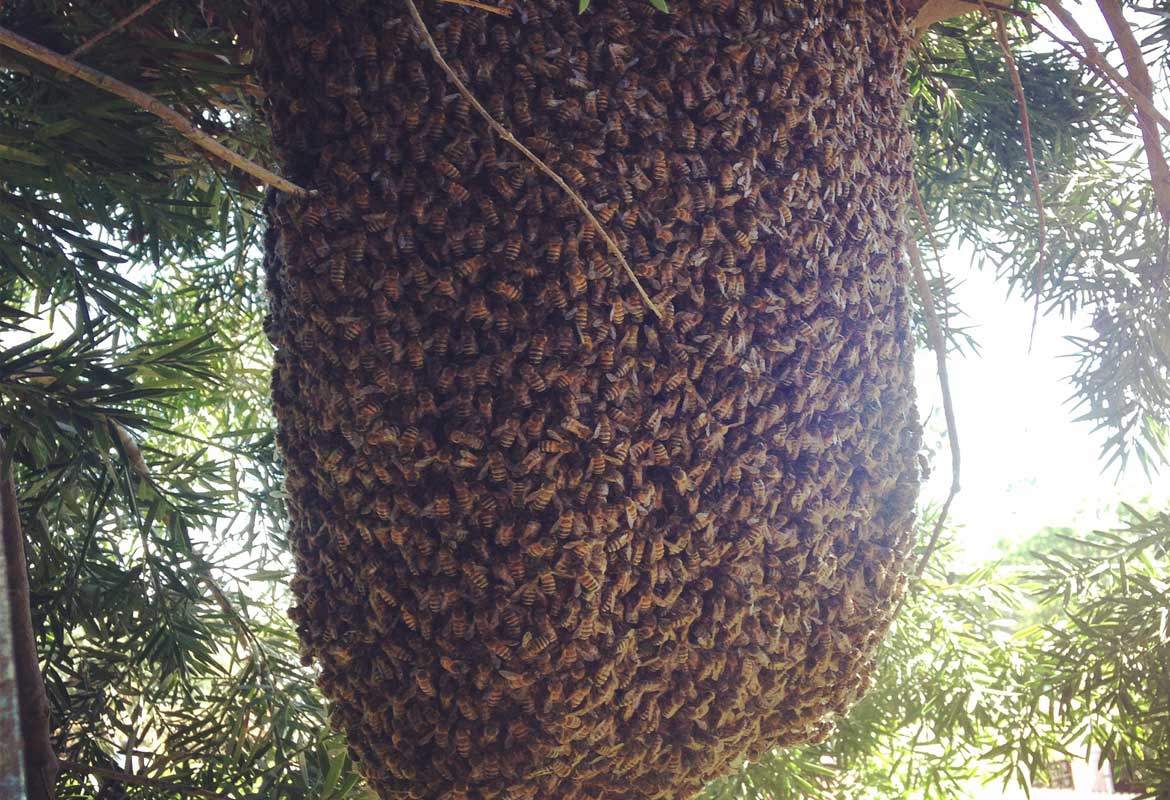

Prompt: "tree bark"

[0,477,27,800]
[1,437,58,800]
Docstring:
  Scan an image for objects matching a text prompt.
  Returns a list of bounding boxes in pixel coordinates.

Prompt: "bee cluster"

[255,0,921,797]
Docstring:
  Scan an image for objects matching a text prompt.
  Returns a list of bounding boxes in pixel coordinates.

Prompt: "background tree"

[0,0,1166,798]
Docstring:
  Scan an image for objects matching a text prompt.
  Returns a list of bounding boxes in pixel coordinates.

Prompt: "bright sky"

[913,249,1168,565]
[911,6,1170,566]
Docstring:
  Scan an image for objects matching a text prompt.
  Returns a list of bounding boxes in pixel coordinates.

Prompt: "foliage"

[907,5,1170,471]
[577,0,669,15]
[0,0,1166,798]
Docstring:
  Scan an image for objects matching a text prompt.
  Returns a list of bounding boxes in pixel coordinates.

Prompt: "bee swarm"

[255,0,922,797]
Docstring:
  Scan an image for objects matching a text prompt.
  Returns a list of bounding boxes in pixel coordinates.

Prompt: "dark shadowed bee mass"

[254,0,922,797]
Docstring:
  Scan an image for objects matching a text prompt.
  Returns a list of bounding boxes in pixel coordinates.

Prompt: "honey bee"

[543,283,568,312]
[519,449,544,476]
[503,233,523,261]
[467,293,489,324]
[522,365,547,394]
[561,164,586,188]
[308,33,330,62]
[494,418,520,448]
[567,266,587,298]
[482,451,506,484]
[538,571,557,597]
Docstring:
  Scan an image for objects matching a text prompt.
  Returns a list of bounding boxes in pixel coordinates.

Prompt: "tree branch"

[910,0,979,29]
[60,760,234,800]
[437,0,510,16]
[905,239,961,579]
[403,0,662,320]
[0,25,308,198]
[982,4,1048,346]
[1094,0,1170,224]
[0,466,28,800]
[71,0,167,57]
[1,436,58,800]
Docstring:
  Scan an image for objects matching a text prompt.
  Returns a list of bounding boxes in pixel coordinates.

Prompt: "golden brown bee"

[538,571,557,597]
[513,94,533,127]
[540,438,572,455]
[544,284,569,312]
[493,418,520,449]
[490,173,517,202]
[503,233,523,261]
[449,430,484,451]
[327,252,343,290]
[519,449,544,476]
[561,163,587,188]
[651,442,669,465]
[480,451,506,488]
[463,563,489,596]
[520,365,546,394]
[435,156,460,180]
[566,266,588,298]
[510,61,536,90]
[465,293,490,324]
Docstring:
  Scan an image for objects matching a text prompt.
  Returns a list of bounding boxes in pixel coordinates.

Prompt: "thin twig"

[71,0,167,57]
[1094,0,1170,224]
[983,4,1047,347]
[109,420,254,653]
[906,239,961,579]
[403,0,662,319]
[60,760,234,800]
[438,0,510,16]
[907,178,959,521]
[910,178,948,341]
[0,26,307,197]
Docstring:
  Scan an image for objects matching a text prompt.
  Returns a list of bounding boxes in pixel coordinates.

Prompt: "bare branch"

[0,26,308,198]
[404,0,662,320]
[905,239,961,580]
[107,420,255,653]
[71,0,167,57]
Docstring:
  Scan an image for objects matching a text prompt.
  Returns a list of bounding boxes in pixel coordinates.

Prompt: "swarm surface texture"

[255,0,922,797]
